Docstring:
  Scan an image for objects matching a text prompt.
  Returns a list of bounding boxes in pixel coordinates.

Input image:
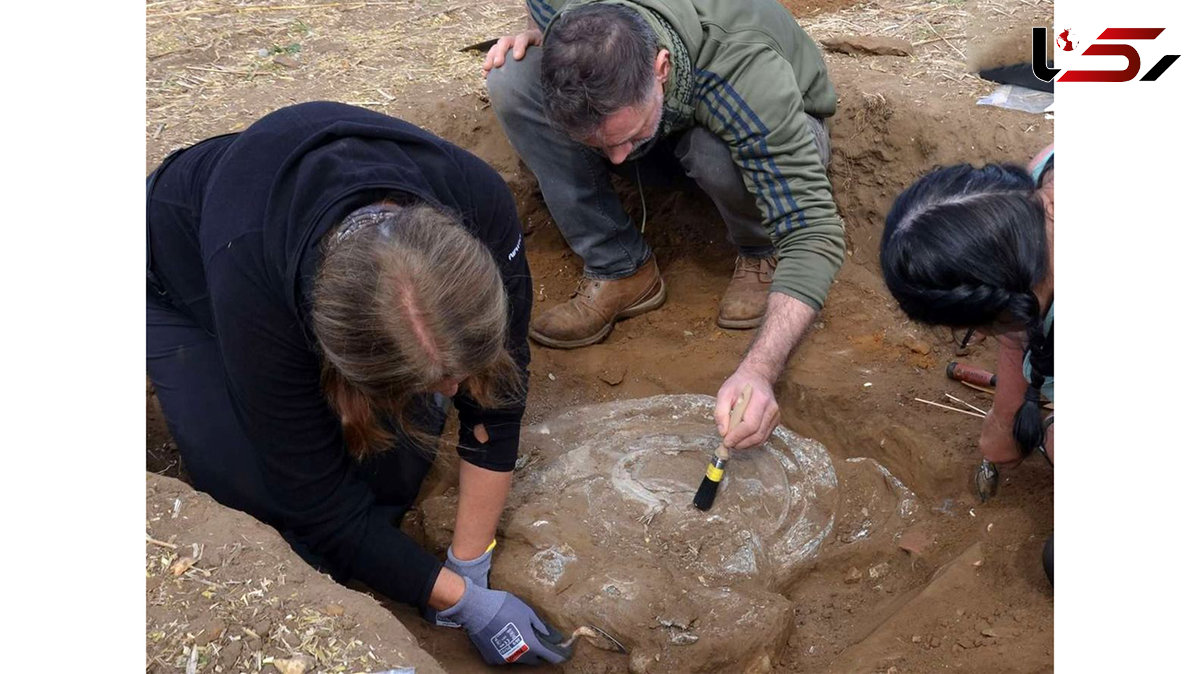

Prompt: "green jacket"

[529,0,844,309]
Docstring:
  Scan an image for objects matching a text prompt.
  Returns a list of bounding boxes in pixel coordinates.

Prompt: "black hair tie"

[1024,384,1042,404]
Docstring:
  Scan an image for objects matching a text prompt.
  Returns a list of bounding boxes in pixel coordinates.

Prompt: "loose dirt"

[146,1,1053,672]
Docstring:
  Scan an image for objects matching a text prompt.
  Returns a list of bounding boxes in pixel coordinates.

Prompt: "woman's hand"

[483,28,543,73]
[979,408,1024,469]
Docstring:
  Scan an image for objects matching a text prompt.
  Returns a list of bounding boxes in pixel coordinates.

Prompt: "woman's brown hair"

[311,201,522,459]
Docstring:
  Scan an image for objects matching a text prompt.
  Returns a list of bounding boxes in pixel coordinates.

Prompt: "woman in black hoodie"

[146,102,569,665]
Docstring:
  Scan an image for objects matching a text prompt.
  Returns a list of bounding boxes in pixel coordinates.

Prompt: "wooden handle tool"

[693,384,753,511]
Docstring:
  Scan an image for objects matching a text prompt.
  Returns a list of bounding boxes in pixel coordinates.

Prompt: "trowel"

[974,459,999,502]
[563,625,627,654]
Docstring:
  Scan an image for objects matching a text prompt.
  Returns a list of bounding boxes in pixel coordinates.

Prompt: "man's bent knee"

[677,128,745,199]
[485,49,543,118]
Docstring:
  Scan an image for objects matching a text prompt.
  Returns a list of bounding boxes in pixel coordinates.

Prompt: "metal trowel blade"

[974,459,999,502]
[565,625,628,654]
[460,37,500,53]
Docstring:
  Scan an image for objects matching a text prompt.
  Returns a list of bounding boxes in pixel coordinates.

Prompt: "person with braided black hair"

[880,145,1054,581]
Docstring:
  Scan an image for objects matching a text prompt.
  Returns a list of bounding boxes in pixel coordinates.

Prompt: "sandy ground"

[146,0,1054,671]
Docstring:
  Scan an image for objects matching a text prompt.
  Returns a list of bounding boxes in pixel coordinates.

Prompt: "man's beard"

[629,88,665,156]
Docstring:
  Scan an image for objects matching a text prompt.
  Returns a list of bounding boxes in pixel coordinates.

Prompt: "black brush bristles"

[692,475,720,511]
[692,456,726,511]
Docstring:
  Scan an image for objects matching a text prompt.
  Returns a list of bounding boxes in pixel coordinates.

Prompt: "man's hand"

[716,366,779,449]
[715,293,818,450]
[483,28,543,72]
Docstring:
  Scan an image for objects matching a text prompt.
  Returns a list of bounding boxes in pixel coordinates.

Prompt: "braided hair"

[880,163,1053,456]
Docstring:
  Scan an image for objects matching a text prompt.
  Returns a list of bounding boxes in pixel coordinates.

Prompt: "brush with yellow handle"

[692,383,752,511]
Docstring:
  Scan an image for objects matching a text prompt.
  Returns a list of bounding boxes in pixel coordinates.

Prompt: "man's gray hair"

[541,4,659,139]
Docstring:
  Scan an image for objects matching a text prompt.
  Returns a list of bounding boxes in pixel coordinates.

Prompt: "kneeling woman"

[879,145,1054,582]
[147,102,570,665]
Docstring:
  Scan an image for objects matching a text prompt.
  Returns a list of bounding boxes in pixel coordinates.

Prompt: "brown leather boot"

[530,256,667,348]
[717,255,777,329]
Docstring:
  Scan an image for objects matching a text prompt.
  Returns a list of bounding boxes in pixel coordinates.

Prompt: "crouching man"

[485,0,845,445]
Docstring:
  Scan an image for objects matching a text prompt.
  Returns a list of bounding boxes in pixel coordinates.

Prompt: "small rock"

[547,372,556,381]
[844,567,863,584]
[273,55,301,68]
[887,667,899,674]
[911,635,922,643]
[930,636,942,648]
[821,35,914,57]
[323,603,345,617]
[170,556,196,576]
[898,528,933,556]
[257,48,270,57]
[868,562,889,580]
[195,619,225,646]
[271,656,315,674]
[599,366,626,386]
[956,637,974,650]
[683,330,694,337]
[982,627,1021,639]
[669,632,700,645]
[902,337,932,355]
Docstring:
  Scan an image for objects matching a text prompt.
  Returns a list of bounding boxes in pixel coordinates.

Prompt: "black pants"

[146,281,446,571]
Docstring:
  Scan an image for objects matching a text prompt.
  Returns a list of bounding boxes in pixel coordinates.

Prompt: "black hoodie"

[147,102,531,609]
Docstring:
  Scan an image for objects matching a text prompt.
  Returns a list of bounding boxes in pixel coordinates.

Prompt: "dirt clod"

[600,365,627,386]
[903,337,932,355]
[898,527,934,556]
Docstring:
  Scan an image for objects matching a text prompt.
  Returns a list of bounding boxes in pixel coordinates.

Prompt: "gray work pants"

[486,47,830,280]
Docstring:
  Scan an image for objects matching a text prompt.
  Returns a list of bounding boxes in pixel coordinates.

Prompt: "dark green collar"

[635,4,695,137]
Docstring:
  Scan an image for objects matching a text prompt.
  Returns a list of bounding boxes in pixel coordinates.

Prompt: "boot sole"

[530,281,667,349]
[716,315,764,330]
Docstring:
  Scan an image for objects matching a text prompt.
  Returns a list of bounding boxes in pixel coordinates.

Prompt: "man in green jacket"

[485,0,844,447]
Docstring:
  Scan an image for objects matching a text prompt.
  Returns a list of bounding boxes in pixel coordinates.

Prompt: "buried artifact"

[420,395,923,671]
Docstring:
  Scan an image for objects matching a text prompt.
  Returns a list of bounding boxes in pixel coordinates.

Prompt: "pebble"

[599,366,626,386]
[930,636,942,648]
[844,567,863,584]
[868,562,889,580]
[547,372,556,381]
[903,337,932,355]
[898,528,933,556]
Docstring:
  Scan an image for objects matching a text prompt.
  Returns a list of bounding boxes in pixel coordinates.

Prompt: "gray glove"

[446,542,493,589]
[423,543,495,627]
[436,577,572,666]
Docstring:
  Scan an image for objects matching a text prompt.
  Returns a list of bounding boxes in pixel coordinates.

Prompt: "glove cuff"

[435,577,504,634]
[447,541,494,570]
